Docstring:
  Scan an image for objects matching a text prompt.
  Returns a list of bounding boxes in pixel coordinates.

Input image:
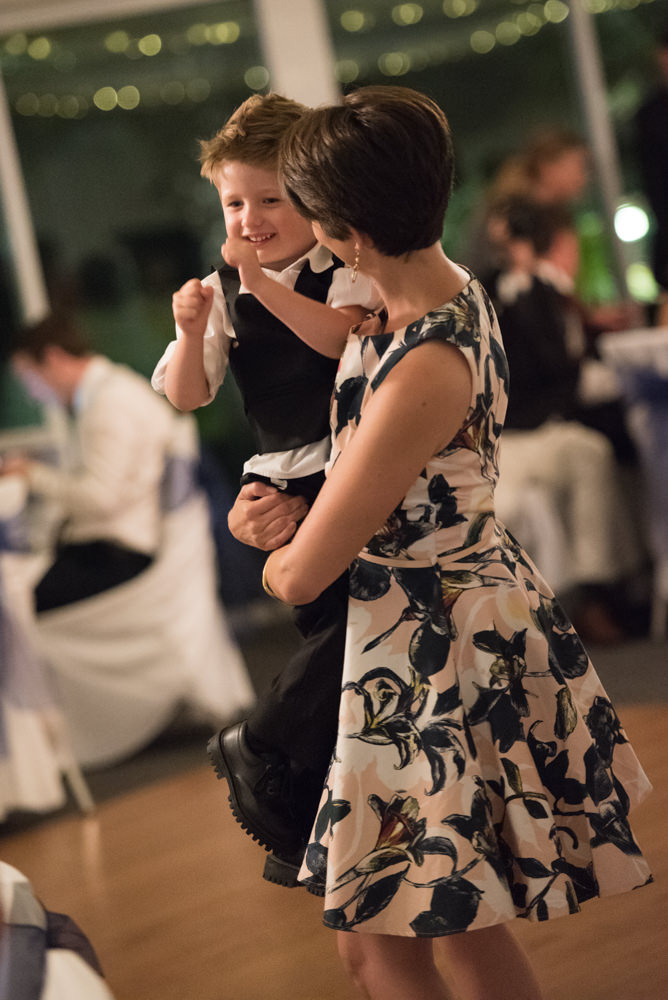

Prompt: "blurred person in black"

[636,25,668,323]
[489,197,637,464]
[464,127,590,285]
[489,197,641,642]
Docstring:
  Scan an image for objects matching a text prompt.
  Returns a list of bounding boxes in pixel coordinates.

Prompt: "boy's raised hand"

[172,278,214,338]
[221,236,263,290]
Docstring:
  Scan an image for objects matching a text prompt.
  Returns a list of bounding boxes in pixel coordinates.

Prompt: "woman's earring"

[351,244,360,283]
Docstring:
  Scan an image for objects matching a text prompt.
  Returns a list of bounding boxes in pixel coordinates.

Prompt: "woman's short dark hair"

[279,85,454,257]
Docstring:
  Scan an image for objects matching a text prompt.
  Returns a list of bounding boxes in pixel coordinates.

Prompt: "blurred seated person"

[2,313,174,612]
[488,198,642,642]
[489,197,638,464]
[465,126,590,284]
[635,24,668,325]
[468,127,643,330]
[0,313,255,767]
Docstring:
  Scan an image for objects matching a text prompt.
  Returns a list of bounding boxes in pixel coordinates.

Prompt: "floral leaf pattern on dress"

[343,665,467,794]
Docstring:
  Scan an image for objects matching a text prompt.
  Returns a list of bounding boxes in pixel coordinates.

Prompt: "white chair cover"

[1,478,92,819]
[32,414,255,768]
[494,460,573,593]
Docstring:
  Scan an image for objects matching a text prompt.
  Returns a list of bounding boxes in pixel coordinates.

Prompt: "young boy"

[152,94,380,888]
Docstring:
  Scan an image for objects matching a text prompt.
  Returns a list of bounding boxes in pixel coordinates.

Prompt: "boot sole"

[262,854,326,896]
[263,852,300,888]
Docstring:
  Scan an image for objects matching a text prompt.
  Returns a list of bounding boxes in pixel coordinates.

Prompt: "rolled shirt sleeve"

[327,266,381,315]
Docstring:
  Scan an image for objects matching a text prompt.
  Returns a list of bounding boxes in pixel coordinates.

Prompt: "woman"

[262,86,652,1000]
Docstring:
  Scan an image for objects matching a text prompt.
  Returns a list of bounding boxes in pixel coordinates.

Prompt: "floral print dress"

[298,275,652,937]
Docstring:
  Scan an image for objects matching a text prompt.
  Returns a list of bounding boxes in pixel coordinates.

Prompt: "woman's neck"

[365,243,470,330]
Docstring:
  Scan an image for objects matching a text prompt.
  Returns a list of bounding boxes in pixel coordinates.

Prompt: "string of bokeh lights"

[0,0,659,119]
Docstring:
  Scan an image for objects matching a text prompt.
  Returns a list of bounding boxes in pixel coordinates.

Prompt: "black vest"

[218,259,341,455]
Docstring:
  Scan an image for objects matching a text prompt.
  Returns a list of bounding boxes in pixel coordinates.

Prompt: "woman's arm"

[265,339,472,605]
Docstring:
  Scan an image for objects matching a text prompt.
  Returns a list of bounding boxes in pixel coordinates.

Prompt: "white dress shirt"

[27,357,178,555]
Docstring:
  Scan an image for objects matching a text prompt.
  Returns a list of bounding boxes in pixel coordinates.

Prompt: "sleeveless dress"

[298,274,653,937]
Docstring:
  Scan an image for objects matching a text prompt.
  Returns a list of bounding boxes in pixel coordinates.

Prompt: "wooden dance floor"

[1,701,666,1000]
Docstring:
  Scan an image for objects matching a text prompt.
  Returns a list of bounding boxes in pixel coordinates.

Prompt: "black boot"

[207,722,303,856]
[262,849,325,896]
[262,763,327,894]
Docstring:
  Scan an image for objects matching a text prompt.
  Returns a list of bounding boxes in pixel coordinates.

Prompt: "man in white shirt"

[2,313,177,611]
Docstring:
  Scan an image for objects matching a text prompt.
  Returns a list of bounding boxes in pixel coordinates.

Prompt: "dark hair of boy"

[199,93,309,181]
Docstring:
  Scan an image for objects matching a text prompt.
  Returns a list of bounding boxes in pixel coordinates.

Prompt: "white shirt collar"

[72,355,113,413]
[262,242,335,278]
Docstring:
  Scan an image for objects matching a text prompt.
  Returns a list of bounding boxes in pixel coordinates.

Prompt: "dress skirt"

[299,523,653,937]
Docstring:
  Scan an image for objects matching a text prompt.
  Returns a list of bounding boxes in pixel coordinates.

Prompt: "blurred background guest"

[465,126,641,333]
[635,24,668,326]
[4,314,173,612]
[488,196,638,464]
[464,126,590,286]
[487,197,645,642]
[0,313,255,768]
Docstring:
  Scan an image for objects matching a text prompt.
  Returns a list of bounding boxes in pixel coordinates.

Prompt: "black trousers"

[34,541,153,613]
[247,570,348,776]
[240,467,345,775]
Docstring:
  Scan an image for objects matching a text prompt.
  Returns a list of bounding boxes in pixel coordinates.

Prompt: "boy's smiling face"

[216,160,316,271]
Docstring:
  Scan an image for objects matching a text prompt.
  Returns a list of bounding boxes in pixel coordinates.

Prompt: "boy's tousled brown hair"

[279,85,454,257]
[199,93,309,182]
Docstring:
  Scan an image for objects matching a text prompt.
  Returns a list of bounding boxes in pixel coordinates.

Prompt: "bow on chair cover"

[0,862,115,1000]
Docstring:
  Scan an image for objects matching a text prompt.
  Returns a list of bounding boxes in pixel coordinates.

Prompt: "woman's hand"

[228,481,309,551]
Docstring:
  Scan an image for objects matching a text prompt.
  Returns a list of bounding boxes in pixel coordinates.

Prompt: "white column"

[0,69,49,324]
[566,0,629,299]
[252,0,340,106]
